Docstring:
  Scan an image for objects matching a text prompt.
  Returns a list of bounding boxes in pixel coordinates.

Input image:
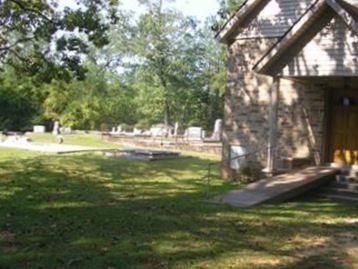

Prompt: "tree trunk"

[159,75,171,128]
[163,96,170,127]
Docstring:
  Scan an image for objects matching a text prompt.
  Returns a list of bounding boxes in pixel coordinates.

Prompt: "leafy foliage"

[213,0,245,31]
[0,0,118,81]
[0,66,44,130]
[0,0,227,131]
[129,0,226,128]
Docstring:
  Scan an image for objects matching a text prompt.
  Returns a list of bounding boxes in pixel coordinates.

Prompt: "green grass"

[0,136,357,269]
[27,133,119,148]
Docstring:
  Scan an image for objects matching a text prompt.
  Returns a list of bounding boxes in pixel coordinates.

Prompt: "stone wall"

[104,135,222,156]
[222,38,277,179]
[277,80,326,167]
[222,38,327,179]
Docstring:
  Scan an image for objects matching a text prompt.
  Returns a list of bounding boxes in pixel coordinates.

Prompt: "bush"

[135,121,150,130]
[236,163,261,183]
[0,88,35,131]
[121,123,133,132]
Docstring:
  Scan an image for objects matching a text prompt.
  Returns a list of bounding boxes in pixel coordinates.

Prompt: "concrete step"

[334,175,358,184]
[328,182,358,191]
[317,193,358,203]
[340,169,358,178]
[320,187,358,198]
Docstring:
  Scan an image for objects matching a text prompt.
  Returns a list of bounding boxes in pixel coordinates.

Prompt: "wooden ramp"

[212,166,339,207]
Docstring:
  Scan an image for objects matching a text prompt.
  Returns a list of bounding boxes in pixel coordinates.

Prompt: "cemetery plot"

[0,139,105,154]
[105,149,181,161]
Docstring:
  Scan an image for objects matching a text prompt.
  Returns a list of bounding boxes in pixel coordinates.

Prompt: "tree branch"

[7,48,30,63]
[0,37,34,51]
[8,0,53,22]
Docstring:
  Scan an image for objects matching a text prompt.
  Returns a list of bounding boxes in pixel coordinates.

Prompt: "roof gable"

[216,0,317,43]
[215,0,262,43]
[254,0,358,75]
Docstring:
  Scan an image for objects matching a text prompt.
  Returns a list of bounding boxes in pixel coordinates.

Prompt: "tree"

[0,0,119,81]
[41,60,137,130]
[211,0,245,32]
[0,64,47,130]
[135,0,177,127]
[194,22,226,129]
[133,0,201,127]
[0,0,227,132]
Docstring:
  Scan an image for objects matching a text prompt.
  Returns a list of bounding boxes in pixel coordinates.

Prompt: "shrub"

[236,163,262,183]
[121,123,133,132]
[135,121,150,130]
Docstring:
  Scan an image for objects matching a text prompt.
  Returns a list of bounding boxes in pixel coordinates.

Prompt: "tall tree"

[136,0,208,126]
[134,0,185,127]
[0,1,228,132]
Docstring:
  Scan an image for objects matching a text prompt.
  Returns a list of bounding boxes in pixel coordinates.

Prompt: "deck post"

[264,78,279,176]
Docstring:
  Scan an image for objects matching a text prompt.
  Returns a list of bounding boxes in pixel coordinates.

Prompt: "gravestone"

[211,119,223,141]
[186,127,204,141]
[174,122,179,136]
[134,128,142,136]
[33,125,46,134]
[53,121,60,135]
[117,125,123,133]
[150,127,165,137]
[61,127,72,134]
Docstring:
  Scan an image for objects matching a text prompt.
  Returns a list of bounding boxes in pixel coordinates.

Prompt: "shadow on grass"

[0,154,357,269]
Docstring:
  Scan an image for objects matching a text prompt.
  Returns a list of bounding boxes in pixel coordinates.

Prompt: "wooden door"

[331,92,358,165]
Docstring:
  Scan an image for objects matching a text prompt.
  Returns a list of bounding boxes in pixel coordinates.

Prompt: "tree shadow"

[0,154,357,268]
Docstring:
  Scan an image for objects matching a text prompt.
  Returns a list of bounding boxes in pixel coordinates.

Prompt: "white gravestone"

[133,128,142,135]
[150,127,165,137]
[53,121,60,135]
[174,122,179,136]
[33,125,46,134]
[186,127,204,141]
[117,125,123,134]
[211,119,223,141]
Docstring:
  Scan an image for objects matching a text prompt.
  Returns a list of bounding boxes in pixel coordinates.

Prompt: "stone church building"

[217,0,358,179]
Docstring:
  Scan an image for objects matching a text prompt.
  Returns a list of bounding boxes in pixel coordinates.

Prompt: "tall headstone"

[117,125,123,133]
[53,121,60,135]
[211,119,223,141]
[174,122,179,136]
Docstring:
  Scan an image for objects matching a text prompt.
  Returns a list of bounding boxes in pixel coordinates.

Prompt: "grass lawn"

[27,133,120,149]
[0,136,357,269]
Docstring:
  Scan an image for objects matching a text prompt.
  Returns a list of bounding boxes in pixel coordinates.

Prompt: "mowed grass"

[27,133,119,149]
[0,136,357,269]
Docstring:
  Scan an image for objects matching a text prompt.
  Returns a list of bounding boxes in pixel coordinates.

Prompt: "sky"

[121,0,220,22]
[59,0,220,23]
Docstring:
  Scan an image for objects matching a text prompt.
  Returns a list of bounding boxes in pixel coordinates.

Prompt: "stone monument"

[174,122,179,137]
[186,127,204,141]
[211,119,223,141]
[117,125,123,134]
[53,121,60,135]
[34,125,46,134]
